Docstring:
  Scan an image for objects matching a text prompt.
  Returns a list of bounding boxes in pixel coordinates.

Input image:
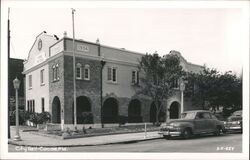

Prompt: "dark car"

[158,110,226,139]
[224,110,242,133]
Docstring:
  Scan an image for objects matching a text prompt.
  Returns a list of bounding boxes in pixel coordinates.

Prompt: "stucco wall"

[25,64,49,113]
[102,62,139,98]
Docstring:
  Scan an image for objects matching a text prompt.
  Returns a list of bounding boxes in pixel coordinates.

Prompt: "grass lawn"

[40,124,161,138]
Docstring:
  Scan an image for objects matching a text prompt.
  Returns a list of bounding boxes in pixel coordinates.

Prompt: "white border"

[1,1,249,160]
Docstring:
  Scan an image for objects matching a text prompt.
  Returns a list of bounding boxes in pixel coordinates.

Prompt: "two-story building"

[23,31,204,128]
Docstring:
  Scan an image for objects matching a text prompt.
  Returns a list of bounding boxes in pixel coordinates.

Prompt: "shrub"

[82,112,93,124]
[118,115,128,126]
[10,109,30,125]
[37,111,51,124]
[29,112,39,126]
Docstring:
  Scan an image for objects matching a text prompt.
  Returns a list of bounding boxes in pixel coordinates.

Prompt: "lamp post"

[13,77,21,141]
[100,59,106,128]
[180,79,186,114]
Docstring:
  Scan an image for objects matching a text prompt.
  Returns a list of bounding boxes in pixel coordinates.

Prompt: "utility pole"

[71,8,77,127]
[8,7,11,139]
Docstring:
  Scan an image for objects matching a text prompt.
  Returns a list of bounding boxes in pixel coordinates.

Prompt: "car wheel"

[163,135,171,140]
[182,128,192,139]
[214,126,222,136]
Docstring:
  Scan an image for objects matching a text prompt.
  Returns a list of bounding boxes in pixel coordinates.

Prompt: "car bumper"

[225,126,242,130]
[158,131,182,136]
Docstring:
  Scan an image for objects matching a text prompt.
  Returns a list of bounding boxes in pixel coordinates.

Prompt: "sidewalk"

[8,127,162,147]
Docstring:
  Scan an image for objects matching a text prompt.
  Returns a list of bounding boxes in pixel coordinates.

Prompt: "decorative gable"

[24,31,58,72]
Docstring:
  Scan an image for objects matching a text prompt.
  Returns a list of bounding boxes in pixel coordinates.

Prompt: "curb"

[28,129,159,140]
[8,136,162,148]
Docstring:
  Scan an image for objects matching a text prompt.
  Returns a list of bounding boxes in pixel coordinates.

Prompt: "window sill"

[40,83,45,86]
[107,81,118,85]
[28,87,33,90]
[52,79,60,83]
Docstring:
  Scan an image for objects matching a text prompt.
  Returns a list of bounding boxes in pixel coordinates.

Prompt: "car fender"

[178,122,195,132]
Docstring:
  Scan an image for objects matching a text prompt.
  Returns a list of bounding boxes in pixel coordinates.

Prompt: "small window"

[41,98,45,112]
[76,63,82,79]
[84,65,90,80]
[32,100,35,113]
[132,70,139,84]
[107,67,117,83]
[56,64,59,80]
[172,79,179,89]
[52,65,56,81]
[107,67,112,81]
[112,68,117,82]
[28,75,32,89]
[28,100,32,112]
[40,69,44,85]
[27,101,30,112]
[52,64,59,81]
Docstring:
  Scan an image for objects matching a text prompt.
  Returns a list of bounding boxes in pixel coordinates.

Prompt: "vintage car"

[224,110,242,133]
[159,110,226,139]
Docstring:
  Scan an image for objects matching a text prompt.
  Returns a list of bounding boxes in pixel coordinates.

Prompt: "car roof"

[182,110,211,114]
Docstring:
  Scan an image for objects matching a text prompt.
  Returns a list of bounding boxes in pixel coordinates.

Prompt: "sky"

[1,1,249,75]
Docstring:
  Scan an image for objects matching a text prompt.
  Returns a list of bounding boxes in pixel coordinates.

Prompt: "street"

[9,133,242,153]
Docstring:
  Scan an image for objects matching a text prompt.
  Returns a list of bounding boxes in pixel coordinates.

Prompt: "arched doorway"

[128,99,142,123]
[102,98,118,123]
[150,101,165,123]
[169,101,180,119]
[52,96,61,123]
[72,96,92,124]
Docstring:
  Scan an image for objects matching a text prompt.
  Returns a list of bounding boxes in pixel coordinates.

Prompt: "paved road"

[9,133,242,152]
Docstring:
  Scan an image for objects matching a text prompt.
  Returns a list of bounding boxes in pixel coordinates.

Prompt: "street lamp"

[13,77,21,141]
[100,59,106,128]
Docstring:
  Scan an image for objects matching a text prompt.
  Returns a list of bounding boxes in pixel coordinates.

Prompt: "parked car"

[224,110,242,133]
[158,110,226,139]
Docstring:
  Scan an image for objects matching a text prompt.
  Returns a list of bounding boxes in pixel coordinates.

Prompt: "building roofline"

[63,37,146,57]
[169,50,204,69]
[9,57,24,61]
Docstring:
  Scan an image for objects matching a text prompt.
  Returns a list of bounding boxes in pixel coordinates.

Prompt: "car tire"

[163,135,171,140]
[214,126,222,136]
[182,128,192,139]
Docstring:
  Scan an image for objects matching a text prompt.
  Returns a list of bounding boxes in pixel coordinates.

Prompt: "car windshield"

[181,112,196,119]
[228,117,242,121]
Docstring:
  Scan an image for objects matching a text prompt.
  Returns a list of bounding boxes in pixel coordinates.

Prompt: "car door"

[203,112,214,133]
[210,113,220,131]
[194,112,206,133]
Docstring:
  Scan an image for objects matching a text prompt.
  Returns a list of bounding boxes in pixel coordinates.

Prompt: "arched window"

[84,64,90,80]
[76,63,82,79]
[56,64,59,80]
[52,65,56,81]
[52,64,60,81]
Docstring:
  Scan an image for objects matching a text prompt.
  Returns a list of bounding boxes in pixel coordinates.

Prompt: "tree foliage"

[136,52,184,124]
[185,67,242,113]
